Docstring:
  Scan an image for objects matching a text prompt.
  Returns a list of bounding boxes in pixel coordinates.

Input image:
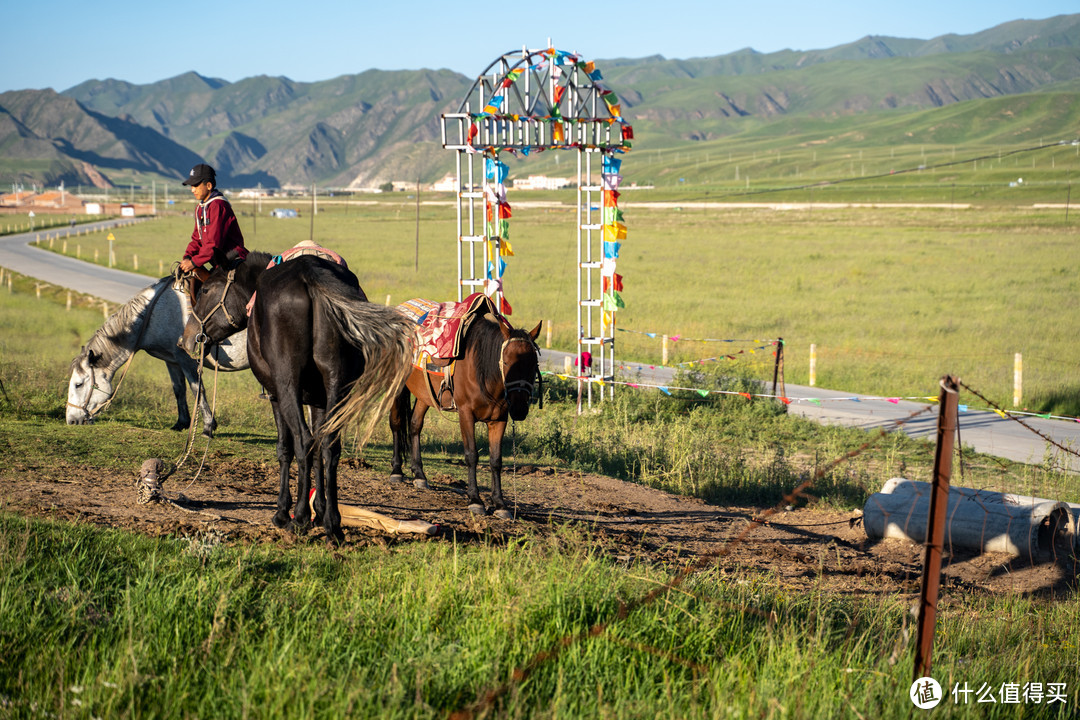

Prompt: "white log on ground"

[863,478,1076,558]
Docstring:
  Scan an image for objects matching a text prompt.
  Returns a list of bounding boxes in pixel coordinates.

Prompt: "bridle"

[500,335,542,407]
[66,279,169,423]
[66,360,113,423]
[188,268,243,345]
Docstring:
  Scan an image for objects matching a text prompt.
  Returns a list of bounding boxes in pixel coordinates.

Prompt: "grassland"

[6,166,1080,717]
[28,187,1080,417]
[2,510,1077,720]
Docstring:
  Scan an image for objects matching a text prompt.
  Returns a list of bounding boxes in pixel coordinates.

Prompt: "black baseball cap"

[182,163,216,186]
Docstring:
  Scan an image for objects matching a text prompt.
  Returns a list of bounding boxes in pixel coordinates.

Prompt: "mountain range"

[2,13,1079,190]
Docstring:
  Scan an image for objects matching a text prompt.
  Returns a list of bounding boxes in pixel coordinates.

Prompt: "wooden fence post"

[1013,353,1022,407]
[809,343,817,387]
[662,335,669,366]
[913,375,958,681]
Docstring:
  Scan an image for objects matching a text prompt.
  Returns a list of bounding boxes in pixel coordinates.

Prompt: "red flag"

[621,124,634,140]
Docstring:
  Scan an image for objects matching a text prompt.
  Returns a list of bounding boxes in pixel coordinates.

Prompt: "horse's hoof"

[325,527,345,546]
[389,473,405,484]
[272,512,290,529]
[494,508,514,520]
[468,503,486,516]
[171,421,186,432]
[413,479,430,490]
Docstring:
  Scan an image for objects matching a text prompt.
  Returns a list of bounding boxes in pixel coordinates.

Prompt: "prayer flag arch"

[441,46,633,404]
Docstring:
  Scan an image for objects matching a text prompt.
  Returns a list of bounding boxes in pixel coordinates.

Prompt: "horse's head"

[180,253,260,357]
[500,321,542,422]
[66,347,112,424]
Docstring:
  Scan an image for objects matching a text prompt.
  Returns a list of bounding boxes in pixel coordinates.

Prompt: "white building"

[512,175,573,191]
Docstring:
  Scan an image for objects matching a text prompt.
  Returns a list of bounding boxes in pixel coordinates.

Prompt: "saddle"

[397,293,506,411]
[244,242,349,316]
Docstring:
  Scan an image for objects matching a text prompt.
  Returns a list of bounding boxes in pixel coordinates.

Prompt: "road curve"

[3,222,1077,472]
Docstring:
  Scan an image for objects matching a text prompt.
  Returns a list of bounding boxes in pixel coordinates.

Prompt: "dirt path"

[3,456,1074,598]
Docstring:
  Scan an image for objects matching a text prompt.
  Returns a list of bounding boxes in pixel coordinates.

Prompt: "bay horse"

[389,311,541,519]
[180,251,412,542]
[66,277,248,435]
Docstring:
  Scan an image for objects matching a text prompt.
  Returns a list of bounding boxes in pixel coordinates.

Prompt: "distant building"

[512,175,573,191]
[431,174,457,192]
[237,187,274,198]
[84,202,102,215]
[270,208,298,219]
[120,203,136,217]
[0,191,36,206]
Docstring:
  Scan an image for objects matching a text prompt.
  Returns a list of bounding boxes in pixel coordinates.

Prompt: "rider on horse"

[178,163,247,297]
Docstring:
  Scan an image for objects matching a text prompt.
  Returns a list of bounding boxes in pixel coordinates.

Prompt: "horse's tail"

[308,278,413,447]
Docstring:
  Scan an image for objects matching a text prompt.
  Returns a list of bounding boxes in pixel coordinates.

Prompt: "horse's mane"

[74,278,168,370]
[466,316,534,405]
[235,251,274,287]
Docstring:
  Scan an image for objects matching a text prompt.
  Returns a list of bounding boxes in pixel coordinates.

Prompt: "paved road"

[539,351,1080,473]
[3,223,1078,472]
[0,219,157,303]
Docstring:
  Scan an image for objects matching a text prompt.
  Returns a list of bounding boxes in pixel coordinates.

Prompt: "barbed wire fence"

[449,366,1080,718]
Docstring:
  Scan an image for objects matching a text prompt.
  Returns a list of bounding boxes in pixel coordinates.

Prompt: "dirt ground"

[2,455,1076,599]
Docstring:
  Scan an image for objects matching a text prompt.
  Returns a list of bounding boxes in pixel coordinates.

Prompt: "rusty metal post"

[772,337,784,398]
[914,375,958,681]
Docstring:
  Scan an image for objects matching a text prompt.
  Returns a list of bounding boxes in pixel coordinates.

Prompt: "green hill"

[1,14,1077,191]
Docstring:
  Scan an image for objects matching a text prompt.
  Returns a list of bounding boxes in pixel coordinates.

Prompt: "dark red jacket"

[184,190,248,267]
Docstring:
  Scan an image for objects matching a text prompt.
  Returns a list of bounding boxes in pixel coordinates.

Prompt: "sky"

[1,1,1077,94]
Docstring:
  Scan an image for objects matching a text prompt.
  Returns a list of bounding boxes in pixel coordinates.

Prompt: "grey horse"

[66,277,248,435]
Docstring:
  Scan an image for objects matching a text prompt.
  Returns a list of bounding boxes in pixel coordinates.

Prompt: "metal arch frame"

[440,46,630,406]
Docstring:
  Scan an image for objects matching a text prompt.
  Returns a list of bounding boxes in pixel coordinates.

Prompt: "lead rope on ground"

[511,418,519,518]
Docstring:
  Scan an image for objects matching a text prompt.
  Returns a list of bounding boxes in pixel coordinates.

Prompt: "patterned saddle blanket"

[397,292,504,366]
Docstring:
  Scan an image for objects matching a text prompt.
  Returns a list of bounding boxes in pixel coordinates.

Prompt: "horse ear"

[499,321,512,340]
[87,348,100,366]
[528,321,542,341]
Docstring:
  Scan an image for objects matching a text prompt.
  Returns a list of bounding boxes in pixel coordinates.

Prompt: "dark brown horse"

[389,314,541,519]
[180,251,412,542]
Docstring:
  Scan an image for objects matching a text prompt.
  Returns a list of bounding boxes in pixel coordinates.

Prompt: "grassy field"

[2,240,1080,717]
[1,511,1077,720]
[26,193,1080,417]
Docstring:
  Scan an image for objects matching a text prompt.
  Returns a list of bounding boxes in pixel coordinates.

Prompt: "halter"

[65,361,113,422]
[189,268,242,343]
[66,280,169,422]
[499,335,541,403]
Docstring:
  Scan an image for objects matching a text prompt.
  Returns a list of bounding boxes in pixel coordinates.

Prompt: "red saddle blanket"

[398,292,503,363]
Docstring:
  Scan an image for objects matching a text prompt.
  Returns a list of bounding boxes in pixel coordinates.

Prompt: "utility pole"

[414,178,421,272]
